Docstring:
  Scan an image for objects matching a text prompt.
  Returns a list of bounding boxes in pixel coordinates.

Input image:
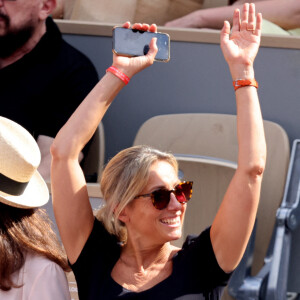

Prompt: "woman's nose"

[167,192,182,210]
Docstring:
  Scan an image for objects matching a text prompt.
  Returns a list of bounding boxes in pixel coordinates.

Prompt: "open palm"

[221,3,262,68]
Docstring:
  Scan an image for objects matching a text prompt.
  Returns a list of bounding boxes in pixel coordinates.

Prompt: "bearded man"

[0,0,98,180]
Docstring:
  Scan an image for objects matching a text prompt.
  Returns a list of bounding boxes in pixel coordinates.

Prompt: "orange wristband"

[106,66,130,85]
[233,79,258,91]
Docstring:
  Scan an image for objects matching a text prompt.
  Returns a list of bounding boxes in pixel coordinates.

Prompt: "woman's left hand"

[220,3,262,78]
[112,22,158,79]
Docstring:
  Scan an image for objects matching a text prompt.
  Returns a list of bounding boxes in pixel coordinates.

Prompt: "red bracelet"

[233,79,258,91]
[106,66,130,85]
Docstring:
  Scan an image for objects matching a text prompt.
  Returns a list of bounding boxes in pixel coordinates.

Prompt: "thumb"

[147,37,158,61]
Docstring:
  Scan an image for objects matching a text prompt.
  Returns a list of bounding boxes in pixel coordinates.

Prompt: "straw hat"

[0,117,49,208]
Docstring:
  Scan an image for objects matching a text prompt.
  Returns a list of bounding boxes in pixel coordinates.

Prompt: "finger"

[231,8,240,33]
[132,23,143,30]
[122,21,130,29]
[147,37,158,60]
[240,3,249,31]
[247,3,256,31]
[149,24,157,33]
[141,23,150,31]
[255,12,262,36]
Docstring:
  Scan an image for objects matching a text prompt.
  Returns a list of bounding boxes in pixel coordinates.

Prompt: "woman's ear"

[117,207,129,223]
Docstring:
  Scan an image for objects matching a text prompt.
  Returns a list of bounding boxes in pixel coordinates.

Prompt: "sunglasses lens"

[175,182,193,203]
[151,182,193,210]
[152,189,170,210]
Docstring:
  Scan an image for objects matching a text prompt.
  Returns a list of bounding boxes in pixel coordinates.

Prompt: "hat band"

[0,173,29,196]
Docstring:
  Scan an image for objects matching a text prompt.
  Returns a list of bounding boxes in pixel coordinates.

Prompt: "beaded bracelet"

[106,66,130,85]
[233,79,258,91]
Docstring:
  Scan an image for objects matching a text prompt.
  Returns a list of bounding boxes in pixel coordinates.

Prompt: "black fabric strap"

[0,173,29,196]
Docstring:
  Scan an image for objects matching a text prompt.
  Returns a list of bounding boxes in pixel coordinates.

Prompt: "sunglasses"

[134,181,193,210]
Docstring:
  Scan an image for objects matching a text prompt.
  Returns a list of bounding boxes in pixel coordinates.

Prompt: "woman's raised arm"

[210,3,267,273]
[50,23,158,264]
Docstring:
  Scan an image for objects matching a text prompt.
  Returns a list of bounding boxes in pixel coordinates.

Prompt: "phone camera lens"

[143,45,150,55]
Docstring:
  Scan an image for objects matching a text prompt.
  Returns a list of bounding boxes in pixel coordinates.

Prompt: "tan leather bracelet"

[233,79,258,91]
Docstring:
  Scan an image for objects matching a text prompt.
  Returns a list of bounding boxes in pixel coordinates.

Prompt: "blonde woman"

[51,4,266,299]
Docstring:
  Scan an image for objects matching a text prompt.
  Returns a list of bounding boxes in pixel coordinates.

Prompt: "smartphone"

[112,27,170,62]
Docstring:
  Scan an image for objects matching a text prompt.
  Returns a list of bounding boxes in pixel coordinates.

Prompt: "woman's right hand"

[51,22,158,265]
[112,22,159,79]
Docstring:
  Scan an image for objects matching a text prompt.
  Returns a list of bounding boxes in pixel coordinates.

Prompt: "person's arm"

[50,22,158,264]
[37,135,83,181]
[51,0,64,19]
[37,135,54,181]
[210,3,266,273]
[165,0,300,31]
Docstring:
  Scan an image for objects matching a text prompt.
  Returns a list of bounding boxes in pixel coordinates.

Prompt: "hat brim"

[0,171,49,209]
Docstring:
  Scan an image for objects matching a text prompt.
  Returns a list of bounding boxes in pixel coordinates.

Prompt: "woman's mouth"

[160,216,181,226]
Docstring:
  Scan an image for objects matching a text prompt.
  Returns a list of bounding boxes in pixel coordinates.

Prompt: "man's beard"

[0,13,35,58]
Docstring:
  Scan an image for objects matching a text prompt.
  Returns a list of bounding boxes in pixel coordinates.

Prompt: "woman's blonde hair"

[96,145,178,243]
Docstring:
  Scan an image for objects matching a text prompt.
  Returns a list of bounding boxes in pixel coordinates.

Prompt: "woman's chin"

[166,228,182,241]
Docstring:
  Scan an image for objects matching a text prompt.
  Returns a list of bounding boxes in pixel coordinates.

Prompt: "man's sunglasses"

[134,181,193,210]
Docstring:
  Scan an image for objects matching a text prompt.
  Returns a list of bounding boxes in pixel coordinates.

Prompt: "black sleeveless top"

[72,219,232,300]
